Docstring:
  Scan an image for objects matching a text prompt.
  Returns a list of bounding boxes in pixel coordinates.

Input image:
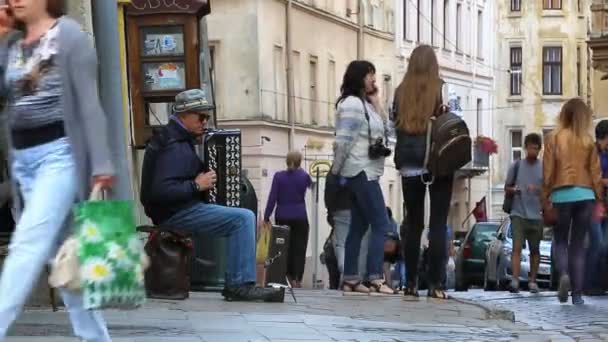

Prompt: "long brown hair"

[394,45,443,134]
[557,98,594,147]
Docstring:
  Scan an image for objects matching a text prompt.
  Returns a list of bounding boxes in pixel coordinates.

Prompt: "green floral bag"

[74,187,146,310]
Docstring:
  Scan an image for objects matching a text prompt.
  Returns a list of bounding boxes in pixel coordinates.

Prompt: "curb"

[451,297,516,322]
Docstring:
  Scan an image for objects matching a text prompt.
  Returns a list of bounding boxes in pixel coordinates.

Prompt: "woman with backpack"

[393,45,454,300]
[543,98,604,305]
[331,60,393,295]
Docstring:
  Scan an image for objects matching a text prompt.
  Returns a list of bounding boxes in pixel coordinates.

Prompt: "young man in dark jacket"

[140,89,281,302]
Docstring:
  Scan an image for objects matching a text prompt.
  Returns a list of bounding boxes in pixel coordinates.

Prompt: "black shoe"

[572,293,585,305]
[222,284,284,302]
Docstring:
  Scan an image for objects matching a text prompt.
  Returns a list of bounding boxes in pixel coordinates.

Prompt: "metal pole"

[357,0,364,59]
[312,166,320,288]
[91,2,132,200]
[286,0,295,150]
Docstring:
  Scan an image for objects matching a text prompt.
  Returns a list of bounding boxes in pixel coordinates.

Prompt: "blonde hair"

[557,98,594,147]
[394,45,443,134]
[286,151,302,171]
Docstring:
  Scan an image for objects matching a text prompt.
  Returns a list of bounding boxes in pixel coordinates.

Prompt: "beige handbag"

[49,237,81,290]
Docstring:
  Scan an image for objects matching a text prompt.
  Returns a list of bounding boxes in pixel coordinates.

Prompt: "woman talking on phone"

[331,60,393,295]
[0,0,114,340]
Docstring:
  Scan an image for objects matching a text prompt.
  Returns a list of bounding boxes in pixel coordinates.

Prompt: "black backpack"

[423,111,472,178]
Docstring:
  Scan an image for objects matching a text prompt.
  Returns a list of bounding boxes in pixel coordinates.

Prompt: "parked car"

[455,221,501,291]
[484,217,552,291]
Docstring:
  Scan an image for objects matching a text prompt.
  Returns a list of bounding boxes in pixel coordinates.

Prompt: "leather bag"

[144,230,192,300]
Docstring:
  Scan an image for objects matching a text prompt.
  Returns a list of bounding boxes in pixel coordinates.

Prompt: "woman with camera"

[331,60,393,295]
[393,45,452,300]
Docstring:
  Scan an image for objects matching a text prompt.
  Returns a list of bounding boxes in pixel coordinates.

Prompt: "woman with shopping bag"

[0,0,114,340]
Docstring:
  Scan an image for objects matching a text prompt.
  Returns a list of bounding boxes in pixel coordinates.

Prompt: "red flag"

[473,196,488,222]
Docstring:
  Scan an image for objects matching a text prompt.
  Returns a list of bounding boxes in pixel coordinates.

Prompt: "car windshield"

[472,223,498,240]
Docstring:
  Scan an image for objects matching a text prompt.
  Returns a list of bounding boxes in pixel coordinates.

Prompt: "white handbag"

[48,237,81,290]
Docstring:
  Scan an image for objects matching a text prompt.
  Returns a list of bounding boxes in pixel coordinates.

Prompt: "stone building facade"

[493,0,592,214]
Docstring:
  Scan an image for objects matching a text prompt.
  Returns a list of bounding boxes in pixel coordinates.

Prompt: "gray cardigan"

[0,17,115,208]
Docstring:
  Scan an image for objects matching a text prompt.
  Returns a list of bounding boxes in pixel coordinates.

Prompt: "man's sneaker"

[572,293,585,305]
[222,284,284,302]
[557,275,571,303]
[509,279,520,293]
[529,282,540,294]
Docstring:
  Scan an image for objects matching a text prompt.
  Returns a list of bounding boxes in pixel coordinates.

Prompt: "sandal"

[428,287,450,300]
[369,280,396,295]
[403,287,420,297]
[342,281,370,294]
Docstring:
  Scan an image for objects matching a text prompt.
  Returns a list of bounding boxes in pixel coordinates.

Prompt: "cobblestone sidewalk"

[6,290,575,341]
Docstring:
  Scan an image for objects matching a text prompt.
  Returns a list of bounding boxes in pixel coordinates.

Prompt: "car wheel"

[454,269,468,292]
[483,261,497,291]
[496,261,508,291]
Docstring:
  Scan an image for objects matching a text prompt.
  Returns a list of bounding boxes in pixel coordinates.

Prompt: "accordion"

[203,129,242,207]
[190,129,242,291]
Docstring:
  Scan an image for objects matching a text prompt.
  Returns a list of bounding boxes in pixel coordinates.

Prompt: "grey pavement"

[453,289,608,341]
[6,290,570,342]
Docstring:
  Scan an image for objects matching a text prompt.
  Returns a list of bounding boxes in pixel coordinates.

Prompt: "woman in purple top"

[264,151,312,288]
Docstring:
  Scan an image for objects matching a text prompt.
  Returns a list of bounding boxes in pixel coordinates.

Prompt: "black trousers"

[401,175,453,288]
[277,218,310,282]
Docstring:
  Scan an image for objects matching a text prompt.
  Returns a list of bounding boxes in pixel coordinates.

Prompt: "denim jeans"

[586,218,608,290]
[0,138,110,342]
[331,209,369,279]
[554,200,594,295]
[164,203,256,286]
[343,172,390,282]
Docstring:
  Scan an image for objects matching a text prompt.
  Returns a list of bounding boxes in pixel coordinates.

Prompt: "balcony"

[589,1,608,78]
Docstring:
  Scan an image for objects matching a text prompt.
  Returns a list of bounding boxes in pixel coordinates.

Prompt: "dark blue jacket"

[140,120,205,225]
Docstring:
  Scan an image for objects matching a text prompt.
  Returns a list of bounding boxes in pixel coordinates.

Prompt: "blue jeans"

[343,172,390,282]
[0,138,110,342]
[331,209,369,279]
[164,203,256,286]
[586,218,608,290]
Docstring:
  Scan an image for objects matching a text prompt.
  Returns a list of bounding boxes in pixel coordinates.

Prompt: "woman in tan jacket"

[543,98,603,305]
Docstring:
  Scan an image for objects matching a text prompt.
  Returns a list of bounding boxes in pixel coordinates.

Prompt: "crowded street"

[4,0,608,341]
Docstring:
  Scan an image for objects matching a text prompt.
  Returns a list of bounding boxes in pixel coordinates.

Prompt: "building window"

[273,46,286,121]
[443,0,449,49]
[511,0,521,11]
[328,60,336,127]
[510,130,523,162]
[417,0,421,43]
[510,47,522,96]
[456,3,462,52]
[430,0,435,46]
[543,128,554,142]
[477,10,483,58]
[403,0,408,40]
[476,98,483,135]
[543,47,562,95]
[309,56,318,125]
[293,51,302,123]
[543,0,561,10]
[577,46,582,97]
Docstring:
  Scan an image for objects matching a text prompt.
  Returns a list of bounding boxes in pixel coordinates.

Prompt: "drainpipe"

[357,0,364,59]
[92,1,132,201]
[286,0,295,151]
